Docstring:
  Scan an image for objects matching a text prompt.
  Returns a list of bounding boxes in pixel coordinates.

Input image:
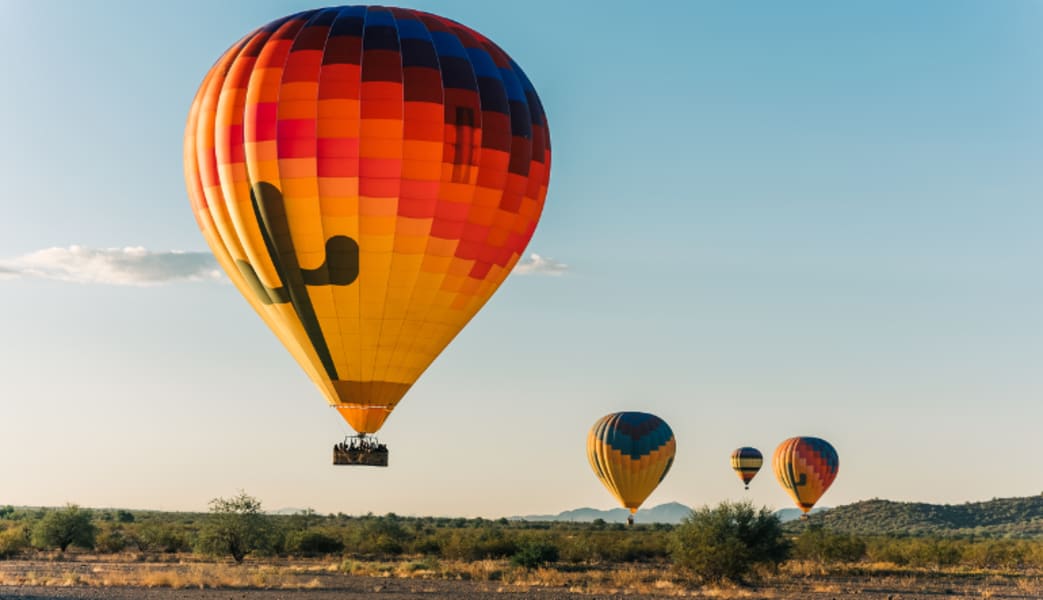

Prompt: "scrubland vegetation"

[1,495,1041,595]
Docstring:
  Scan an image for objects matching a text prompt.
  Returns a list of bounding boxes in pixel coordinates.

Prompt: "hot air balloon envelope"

[730,446,763,489]
[184,6,551,439]
[773,436,838,513]
[587,412,676,523]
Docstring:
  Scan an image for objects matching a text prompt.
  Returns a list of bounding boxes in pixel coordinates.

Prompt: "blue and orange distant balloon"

[730,447,763,490]
[773,437,838,515]
[587,412,676,525]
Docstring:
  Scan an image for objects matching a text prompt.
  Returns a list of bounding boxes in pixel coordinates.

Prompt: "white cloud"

[515,253,568,276]
[0,246,222,285]
[0,246,568,284]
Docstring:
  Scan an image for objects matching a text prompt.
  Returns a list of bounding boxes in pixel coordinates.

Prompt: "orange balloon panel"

[184,6,550,433]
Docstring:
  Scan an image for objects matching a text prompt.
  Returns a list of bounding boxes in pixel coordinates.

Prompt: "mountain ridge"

[512,495,1043,534]
[511,502,822,525]
[799,495,1043,537]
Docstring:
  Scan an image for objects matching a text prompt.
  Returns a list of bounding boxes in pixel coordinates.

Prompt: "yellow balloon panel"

[184,7,551,433]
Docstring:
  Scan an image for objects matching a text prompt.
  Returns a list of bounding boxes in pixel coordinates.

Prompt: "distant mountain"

[513,502,829,525]
[794,495,1043,537]
[512,502,693,524]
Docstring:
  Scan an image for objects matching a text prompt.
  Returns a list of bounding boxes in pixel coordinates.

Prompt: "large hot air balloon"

[587,412,676,525]
[773,437,838,516]
[184,6,550,465]
[730,447,763,490]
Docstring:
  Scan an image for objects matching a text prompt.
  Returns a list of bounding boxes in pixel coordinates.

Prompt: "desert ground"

[0,557,1039,600]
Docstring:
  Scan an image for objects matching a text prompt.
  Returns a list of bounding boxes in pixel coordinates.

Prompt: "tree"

[31,505,97,552]
[671,501,790,583]
[196,491,274,563]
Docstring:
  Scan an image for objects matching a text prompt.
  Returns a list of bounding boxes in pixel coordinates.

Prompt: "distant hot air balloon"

[587,412,676,526]
[773,437,838,516]
[184,6,550,465]
[730,447,763,490]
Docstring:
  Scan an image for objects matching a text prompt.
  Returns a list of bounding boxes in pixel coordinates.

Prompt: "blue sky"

[1,0,1040,517]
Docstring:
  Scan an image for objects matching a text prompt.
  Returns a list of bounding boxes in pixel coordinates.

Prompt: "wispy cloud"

[515,253,569,276]
[0,246,568,284]
[0,246,221,285]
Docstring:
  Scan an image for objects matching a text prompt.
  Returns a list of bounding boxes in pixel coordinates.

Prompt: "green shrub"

[793,524,866,563]
[905,539,963,568]
[131,522,192,553]
[511,539,559,569]
[438,528,518,560]
[31,505,96,552]
[344,517,410,558]
[94,525,128,553]
[558,534,594,563]
[285,529,345,555]
[865,537,909,565]
[0,525,29,558]
[671,501,789,583]
[961,539,1029,570]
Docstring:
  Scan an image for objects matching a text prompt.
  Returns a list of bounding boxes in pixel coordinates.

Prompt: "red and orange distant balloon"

[773,437,838,514]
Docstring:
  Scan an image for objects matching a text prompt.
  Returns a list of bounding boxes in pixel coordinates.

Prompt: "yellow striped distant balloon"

[587,412,676,518]
[773,437,839,514]
[183,7,550,435]
[730,447,763,490]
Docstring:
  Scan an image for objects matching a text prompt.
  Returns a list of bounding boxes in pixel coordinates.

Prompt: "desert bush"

[0,524,30,558]
[196,492,274,563]
[558,534,595,563]
[671,501,790,583]
[793,524,866,563]
[865,537,909,565]
[864,537,963,568]
[1023,540,1043,569]
[602,532,671,562]
[31,505,97,552]
[908,539,962,568]
[961,539,1032,570]
[284,528,345,555]
[344,516,410,557]
[511,538,560,569]
[438,527,518,560]
[130,521,192,553]
[94,524,128,553]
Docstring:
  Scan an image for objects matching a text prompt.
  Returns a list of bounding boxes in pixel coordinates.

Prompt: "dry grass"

[0,557,339,590]
[1014,576,1042,594]
[0,555,1040,598]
